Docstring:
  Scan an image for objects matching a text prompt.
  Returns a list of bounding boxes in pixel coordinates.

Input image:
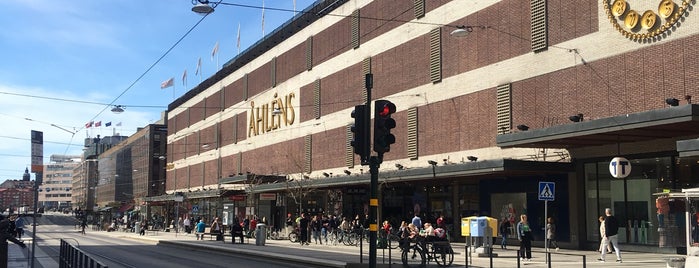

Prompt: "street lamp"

[450,25,488,38]
[191,0,219,15]
[111,105,125,114]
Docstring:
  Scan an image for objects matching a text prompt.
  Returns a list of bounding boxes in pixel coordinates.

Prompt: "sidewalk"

[93,229,684,267]
[7,243,29,268]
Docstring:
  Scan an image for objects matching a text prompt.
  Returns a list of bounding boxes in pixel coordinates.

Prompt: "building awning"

[219,173,287,185]
[98,207,112,212]
[497,104,699,149]
[250,159,572,192]
[118,204,133,213]
[677,138,699,157]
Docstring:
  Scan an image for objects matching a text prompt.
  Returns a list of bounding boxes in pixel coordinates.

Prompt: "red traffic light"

[377,102,396,117]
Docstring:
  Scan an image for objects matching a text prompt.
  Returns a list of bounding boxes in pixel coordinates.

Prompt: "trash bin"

[255,224,266,246]
[134,222,141,234]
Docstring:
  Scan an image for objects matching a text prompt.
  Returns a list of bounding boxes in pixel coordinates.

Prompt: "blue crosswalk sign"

[538,182,555,201]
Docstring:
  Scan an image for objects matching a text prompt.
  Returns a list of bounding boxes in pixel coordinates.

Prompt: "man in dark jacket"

[1,215,26,248]
[599,208,622,263]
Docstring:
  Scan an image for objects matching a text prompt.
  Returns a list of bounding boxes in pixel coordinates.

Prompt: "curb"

[158,240,347,268]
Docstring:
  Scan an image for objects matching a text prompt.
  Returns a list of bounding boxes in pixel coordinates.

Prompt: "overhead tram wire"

[55,8,214,157]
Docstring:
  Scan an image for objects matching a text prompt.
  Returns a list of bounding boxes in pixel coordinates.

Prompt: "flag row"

[85,121,121,128]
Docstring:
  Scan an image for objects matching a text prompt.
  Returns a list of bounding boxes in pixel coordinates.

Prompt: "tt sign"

[609,157,632,179]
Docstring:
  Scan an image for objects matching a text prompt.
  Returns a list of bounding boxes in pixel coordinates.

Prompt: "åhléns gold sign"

[248,92,296,137]
[604,0,691,40]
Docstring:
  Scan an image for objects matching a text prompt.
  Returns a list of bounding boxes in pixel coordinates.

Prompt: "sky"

[0,0,316,183]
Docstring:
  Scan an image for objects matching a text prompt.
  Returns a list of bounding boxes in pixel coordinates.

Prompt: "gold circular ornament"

[624,10,640,29]
[641,10,657,29]
[658,0,675,18]
[604,0,692,40]
[612,0,628,17]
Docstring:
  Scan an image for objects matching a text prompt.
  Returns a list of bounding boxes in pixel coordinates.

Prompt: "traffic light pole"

[362,73,378,268]
[369,155,379,268]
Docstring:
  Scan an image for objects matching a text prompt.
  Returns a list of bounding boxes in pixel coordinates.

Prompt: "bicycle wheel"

[433,245,454,267]
[387,234,402,249]
[401,245,425,267]
[347,233,358,246]
[288,232,299,243]
[329,232,339,246]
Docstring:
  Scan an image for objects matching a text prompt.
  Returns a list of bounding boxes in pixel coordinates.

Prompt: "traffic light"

[373,100,396,155]
[351,105,369,163]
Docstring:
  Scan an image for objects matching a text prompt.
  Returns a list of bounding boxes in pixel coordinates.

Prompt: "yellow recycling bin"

[461,216,478,236]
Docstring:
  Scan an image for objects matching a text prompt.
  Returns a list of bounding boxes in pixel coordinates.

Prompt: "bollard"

[465,245,469,268]
[517,249,521,268]
[489,246,493,268]
[547,252,552,268]
[583,255,586,268]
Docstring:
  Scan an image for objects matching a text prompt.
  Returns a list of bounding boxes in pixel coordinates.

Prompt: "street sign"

[538,182,555,201]
[191,205,199,214]
[609,156,632,178]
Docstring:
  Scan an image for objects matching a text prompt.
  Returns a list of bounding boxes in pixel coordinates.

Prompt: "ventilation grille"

[362,57,371,103]
[414,0,425,19]
[429,28,442,83]
[243,73,249,100]
[306,36,313,70]
[304,135,312,174]
[314,79,321,119]
[407,107,418,160]
[351,9,360,49]
[531,0,548,52]
[271,57,277,88]
[237,152,242,174]
[345,125,354,167]
[233,114,238,144]
[496,84,512,135]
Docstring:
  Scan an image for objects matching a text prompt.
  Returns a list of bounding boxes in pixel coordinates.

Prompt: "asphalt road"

[26,214,318,268]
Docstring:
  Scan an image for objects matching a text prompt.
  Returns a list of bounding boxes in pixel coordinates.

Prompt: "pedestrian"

[311,215,322,244]
[211,217,223,241]
[80,218,87,235]
[321,215,330,244]
[230,219,244,244]
[516,214,533,262]
[599,208,622,263]
[195,219,206,240]
[14,215,25,239]
[184,217,191,234]
[546,217,559,251]
[598,216,613,253]
[499,217,510,249]
[285,213,294,236]
[250,217,258,236]
[436,214,445,229]
[299,213,310,245]
[411,213,422,230]
[139,220,148,236]
[0,215,25,248]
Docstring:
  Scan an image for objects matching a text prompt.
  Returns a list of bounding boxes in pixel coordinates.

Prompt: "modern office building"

[163,0,699,253]
[38,155,80,211]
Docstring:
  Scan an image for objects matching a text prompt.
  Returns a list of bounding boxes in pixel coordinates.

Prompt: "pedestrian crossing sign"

[538,182,555,201]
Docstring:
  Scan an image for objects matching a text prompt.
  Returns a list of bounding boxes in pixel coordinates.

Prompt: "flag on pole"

[95,121,102,127]
[85,121,94,128]
[293,0,296,14]
[236,22,241,55]
[160,77,174,89]
[261,0,265,36]
[195,57,202,76]
[182,69,187,86]
[116,122,122,126]
[105,122,112,127]
[211,41,219,61]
